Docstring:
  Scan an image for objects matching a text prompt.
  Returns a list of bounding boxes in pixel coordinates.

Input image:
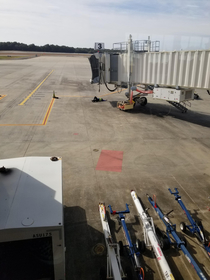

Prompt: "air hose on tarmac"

[102,67,118,92]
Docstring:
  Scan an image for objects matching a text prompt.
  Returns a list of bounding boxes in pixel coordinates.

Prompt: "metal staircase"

[167,101,188,113]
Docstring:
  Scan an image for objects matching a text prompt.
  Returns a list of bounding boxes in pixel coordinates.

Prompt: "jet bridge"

[89,35,210,112]
[102,50,210,90]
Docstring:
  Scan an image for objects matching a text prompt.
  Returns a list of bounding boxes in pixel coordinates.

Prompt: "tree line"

[0,42,95,54]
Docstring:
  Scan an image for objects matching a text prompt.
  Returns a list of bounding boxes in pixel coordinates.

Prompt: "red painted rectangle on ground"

[95,150,123,172]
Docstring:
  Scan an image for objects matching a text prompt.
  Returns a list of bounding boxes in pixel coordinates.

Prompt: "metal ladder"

[167,101,188,113]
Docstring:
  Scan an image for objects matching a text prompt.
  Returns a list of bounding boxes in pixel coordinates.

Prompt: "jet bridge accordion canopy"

[103,50,210,90]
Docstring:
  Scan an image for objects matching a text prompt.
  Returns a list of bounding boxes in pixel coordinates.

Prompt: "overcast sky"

[1,0,210,50]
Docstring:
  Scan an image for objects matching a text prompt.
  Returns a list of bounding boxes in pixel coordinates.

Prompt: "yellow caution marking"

[19,70,54,105]
[0,98,55,126]
[0,95,6,101]
[42,98,55,125]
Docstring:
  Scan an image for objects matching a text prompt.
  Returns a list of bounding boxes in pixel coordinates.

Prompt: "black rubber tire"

[100,266,106,280]
[136,239,146,253]
[155,227,163,238]
[180,236,187,247]
[119,241,124,256]
[140,97,147,106]
[125,266,133,280]
[195,220,206,243]
[140,240,146,253]
[159,237,170,251]
[136,239,141,249]
[196,220,203,229]
[180,222,186,233]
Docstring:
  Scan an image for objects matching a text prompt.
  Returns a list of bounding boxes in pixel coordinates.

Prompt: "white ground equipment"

[131,191,175,280]
[0,157,65,280]
[99,203,126,280]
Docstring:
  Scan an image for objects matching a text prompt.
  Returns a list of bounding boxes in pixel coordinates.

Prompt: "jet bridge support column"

[127,35,133,105]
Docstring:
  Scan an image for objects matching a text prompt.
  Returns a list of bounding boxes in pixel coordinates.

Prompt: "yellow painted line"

[0,95,6,101]
[0,98,55,126]
[42,98,55,125]
[19,70,54,105]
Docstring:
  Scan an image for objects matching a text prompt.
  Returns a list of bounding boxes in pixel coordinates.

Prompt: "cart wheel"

[195,220,206,243]
[100,266,106,280]
[180,236,187,247]
[195,230,206,244]
[196,220,203,229]
[180,222,186,232]
[140,97,147,106]
[119,241,124,256]
[155,226,162,238]
[159,237,170,250]
[136,239,146,253]
[125,266,133,280]
[140,241,146,253]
